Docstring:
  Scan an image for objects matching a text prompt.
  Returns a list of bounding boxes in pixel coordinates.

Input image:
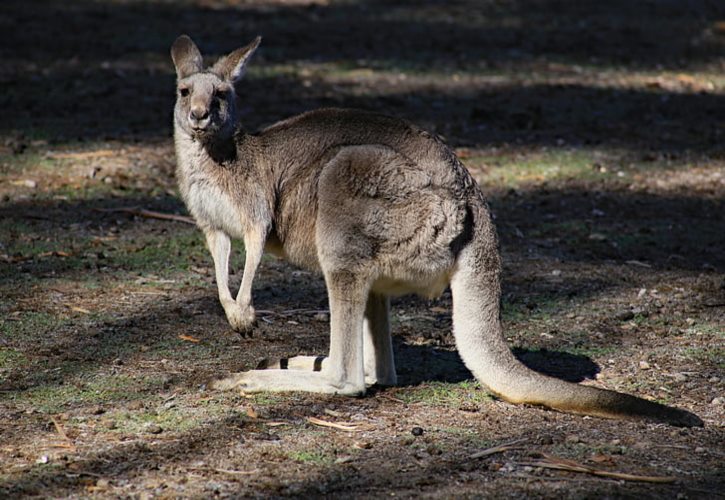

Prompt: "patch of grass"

[286,449,334,466]
[109,229,208,274]
[109,405,219,434]
[469,149,608,188]
[0,311,64,341]
[0,151,55,176]
[0,348,27,369]
[397,380,493,407]
[5,373,169,414]
[682,346,725,370]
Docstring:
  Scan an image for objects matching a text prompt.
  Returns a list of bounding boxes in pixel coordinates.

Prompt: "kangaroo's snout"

[189,106,210,130]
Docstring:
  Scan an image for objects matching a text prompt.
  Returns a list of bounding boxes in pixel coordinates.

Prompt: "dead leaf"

[246,406,259,419]
[178,334,201,343]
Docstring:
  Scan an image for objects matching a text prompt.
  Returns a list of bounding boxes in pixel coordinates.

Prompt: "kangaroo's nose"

[189,107,209,122]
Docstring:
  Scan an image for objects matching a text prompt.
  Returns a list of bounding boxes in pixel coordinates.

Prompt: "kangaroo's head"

[170,35,260,142]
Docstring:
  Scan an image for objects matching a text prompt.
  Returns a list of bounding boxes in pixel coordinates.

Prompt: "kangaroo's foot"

[222,300,256,333]
[212,368,365,396]
[256,355,396,387]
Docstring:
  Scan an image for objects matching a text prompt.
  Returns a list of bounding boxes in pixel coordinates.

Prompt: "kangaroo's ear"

[171,35,203,79]
[213,36,261,84]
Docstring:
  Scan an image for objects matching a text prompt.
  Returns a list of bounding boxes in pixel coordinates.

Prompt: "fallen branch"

[94,207,194,225]
[520,454,676,484]
[470,438,528,459]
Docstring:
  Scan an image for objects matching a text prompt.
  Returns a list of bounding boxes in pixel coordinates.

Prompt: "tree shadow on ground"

[1,0,723,151]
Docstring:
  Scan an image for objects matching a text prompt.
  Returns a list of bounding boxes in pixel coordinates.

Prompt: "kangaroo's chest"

[185,179,245,239]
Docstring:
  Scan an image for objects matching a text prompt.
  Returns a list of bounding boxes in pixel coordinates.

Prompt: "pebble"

[615,310,634,321]
[89,405,105,415]
[639,360,651,370]
[711,397,724,405]
[313,312,329,322]
[685,318,696,326]
[539,435,554,445]
[565,434,581,444]
[145,424,163,434]
[411,426,424,436]
[709,377,720,383]
[673,373,688,382]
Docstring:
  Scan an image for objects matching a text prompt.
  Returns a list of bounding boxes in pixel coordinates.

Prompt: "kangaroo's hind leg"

[260,291,396,387]
[363,292,396,386]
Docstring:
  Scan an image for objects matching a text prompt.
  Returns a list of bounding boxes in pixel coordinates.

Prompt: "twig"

[50,416,76,451]
[377,393,406,404]
[256,309,329,317]
[470,438,528,459]
[94,207,195,225]
[306,416,369,432]
[520,454,676,484]
[51,416,72,442]
[188,467,260,476]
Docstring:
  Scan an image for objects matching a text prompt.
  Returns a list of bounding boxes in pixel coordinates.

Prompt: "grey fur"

[171,35,702,427]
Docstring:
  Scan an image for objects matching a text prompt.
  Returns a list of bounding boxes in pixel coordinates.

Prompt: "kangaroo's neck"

[202,131,238,165]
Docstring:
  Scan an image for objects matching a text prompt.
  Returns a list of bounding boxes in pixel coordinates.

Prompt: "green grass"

[4,373,169,414]
[468,149,608,188]
[0,348,27,370]
[397,380,493,407]
[682,346,725,370]
[0,311,65,342]
[286,450,335,466]
[108,405,221,434]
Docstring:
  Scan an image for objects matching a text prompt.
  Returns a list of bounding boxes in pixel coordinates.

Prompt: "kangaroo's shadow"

[394,341,600,386]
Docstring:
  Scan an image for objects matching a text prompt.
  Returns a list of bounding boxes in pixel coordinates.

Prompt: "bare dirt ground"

[1,0,724,498]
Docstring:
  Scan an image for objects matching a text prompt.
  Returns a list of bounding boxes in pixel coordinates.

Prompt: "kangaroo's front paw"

[222,301,256,334]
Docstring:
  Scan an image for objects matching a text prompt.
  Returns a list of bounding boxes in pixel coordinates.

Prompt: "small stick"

[306,416,368,432]
[51,416,71,442]
[94,207,195,225]
[188,467,260,476]
[470,438,527,459]
[377,393,406,404]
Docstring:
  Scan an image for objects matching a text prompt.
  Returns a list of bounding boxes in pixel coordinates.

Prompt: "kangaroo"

[170,35,702,427]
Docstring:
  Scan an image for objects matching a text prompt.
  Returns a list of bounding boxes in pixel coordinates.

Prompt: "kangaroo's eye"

[179,87,190,97]
[215,89,228,100]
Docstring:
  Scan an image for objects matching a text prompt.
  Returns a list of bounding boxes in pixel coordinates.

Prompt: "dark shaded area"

[1,0,723,151]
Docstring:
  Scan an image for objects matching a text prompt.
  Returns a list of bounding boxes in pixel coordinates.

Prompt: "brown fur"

[170,35,702,427]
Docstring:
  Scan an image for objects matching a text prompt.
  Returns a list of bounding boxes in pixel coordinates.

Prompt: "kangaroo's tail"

[450,202,703,427]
